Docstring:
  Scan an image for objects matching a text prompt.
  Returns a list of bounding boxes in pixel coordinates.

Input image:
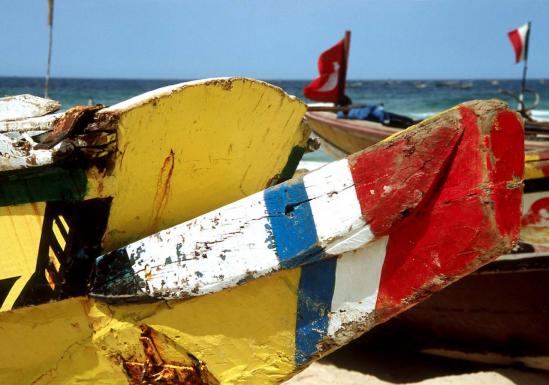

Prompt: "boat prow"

[0,99,524,384]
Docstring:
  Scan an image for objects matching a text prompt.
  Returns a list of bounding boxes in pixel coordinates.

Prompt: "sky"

[1,0,548,80]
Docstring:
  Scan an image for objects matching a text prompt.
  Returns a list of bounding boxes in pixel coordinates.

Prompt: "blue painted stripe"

[295,258,337,366]
[264,178,322,268]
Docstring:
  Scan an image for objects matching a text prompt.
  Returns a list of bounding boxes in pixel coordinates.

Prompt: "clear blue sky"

[1,0,548,80]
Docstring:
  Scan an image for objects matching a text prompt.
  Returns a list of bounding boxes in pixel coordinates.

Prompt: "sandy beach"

[284,340,549,385]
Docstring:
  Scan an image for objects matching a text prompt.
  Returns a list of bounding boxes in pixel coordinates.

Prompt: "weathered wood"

[78,99,523,382]
[0,99,524,385]
[0,105,112,172]
[0,131,73,171]
[91,109,464,300]
[0,77,310,313]
[358,172,549,369]
[0,94,60,121]
[0,112,60,133]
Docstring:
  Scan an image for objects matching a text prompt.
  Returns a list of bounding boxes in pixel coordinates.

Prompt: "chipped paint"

[91,116,463,300]
[0,99,525,385]
[84,77,308,252]
[0,94,60,121]
[0,78,309,313]
[122,325,219,385]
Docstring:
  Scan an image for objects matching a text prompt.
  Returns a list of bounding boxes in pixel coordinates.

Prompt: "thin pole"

[45,0,54,99]
[337,30,351,106]
[519,21,531,112]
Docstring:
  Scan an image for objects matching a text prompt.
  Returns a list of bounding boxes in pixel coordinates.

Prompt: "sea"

[2,76,548,162]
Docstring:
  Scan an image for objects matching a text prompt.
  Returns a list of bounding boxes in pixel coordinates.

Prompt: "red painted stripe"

[349,122,463,236]
[375,104,523,321]
[488,111,524,236]
[508,29,524,63]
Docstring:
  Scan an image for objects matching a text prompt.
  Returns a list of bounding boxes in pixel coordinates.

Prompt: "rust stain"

[144,265,153,281]
[123,325,219,385]
[151,150,175,230]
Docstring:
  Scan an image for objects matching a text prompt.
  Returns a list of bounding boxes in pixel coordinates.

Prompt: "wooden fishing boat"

[0,77,310,311]
[305,109,549,159]
[305,110,399,159]
[303,29,549,158]
[355,150,549,371]
[0,99,524,384]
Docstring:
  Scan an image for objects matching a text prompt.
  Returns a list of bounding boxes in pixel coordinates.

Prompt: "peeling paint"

[123,325,219,385]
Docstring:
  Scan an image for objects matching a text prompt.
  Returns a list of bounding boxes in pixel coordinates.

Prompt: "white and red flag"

[304,38,346,103]
[508,23,530,63]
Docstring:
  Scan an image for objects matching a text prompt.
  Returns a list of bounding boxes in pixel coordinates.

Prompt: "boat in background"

[306,107,549,158]
[301,30,421,159]
[354,149,549,371]
[305,110,400,159]
[0,99,524,384]
[303,29,549,157]
[0,77,310,312]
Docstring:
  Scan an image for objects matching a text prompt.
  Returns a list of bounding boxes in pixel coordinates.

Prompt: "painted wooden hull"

[0,100,524,384]
[305,111,399,159]
[356,150,549,370]
[306,109,549,159]
[0,77,310,311]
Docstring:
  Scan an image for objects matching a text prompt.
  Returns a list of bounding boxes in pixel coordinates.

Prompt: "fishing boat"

[302,31,419,159]
[0,99,524,384]
[303,30,549,157]
[307,108,549,158]
[0,77,311,311]
[356,149,549,371]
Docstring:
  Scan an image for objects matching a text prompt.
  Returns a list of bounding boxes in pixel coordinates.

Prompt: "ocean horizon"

[3,76,548,119]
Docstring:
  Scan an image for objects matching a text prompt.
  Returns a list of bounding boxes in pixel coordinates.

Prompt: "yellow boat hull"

[0,77,309,383]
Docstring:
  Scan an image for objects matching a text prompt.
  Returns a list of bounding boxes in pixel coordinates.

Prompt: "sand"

[283,341,549,385]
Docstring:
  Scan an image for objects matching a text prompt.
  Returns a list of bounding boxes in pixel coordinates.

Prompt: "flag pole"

[337,30,351,106]
[519,21,531,112]
[45,0,54,99]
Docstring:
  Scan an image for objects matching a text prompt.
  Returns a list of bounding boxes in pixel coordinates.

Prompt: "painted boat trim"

[91,106,465,300]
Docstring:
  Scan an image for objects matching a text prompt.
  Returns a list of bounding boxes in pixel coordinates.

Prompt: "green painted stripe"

[276,145,306,184]
[0,167,87,206]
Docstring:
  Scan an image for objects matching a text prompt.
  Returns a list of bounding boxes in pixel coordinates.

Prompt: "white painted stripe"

[127,190,280,297]
[0,132,67,171]
[125,159,377,299]
[327,236,388,344]
[303,159,374,255]
[518,23,529,61]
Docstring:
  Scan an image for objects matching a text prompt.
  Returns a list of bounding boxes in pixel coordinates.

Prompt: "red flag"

[508,23,530,63]
[304,39,346,103]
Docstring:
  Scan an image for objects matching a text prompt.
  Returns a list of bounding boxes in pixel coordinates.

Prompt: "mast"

[519,21,531,112]
[45,0,54,99]
[337,30,351,106]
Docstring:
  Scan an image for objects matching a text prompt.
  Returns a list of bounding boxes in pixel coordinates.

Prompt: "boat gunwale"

[305,110,400,138]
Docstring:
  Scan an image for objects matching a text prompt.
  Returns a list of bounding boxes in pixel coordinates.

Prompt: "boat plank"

[0,94,60,121]
[91,109,464,300]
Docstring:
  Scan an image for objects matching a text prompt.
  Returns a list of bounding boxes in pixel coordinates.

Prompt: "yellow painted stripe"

[52,218,67,250]
[58,215,69,234]
[44,269,55,290]
[524,163,546,180]
[525,152,541,162]
[48,246,61,272]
